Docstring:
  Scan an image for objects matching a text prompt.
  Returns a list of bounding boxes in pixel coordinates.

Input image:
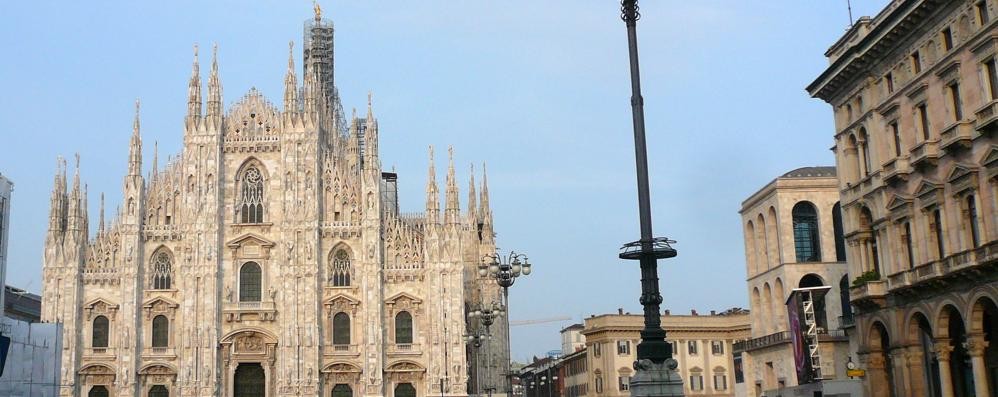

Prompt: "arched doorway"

[868,322,897,397]
[89,386,109,397]
[395,383,416,397]
[970,297,998,397]
[149,384,169,397]
[908,313,941,397]
[234,363,266,397]
[940,305,975,397]
[332,384,352,397]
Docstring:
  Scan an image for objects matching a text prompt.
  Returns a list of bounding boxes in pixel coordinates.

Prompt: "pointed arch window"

[793,202,821,262]
[395,311,413,344]
[152,315,169,348]
[151,251,172,290]
[333,312,351,345]
[239,166,265,223]
[92,315,109,348]
[239,262,262,302]
[330,250,351,287]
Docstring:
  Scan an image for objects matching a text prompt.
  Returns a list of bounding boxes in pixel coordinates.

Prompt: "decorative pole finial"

[621,0,640,24]
[314,0,322,21]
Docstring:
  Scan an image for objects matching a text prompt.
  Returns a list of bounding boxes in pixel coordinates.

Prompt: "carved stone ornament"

[234,332,265,353]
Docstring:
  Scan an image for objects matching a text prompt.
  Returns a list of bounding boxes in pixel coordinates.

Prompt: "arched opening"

[970,297,998,397]
[940,305,975,397]
[847,134,861,181]
[745,221,757,275]
[240,262,262,302]
[395,383,416,397]
[92,315,109,348]
[757,214,770,269]
[149,384,169,397]
[330,249,352,287]
[773,278,786,332]
[152,315,169,348]
[870,322,898,397]
[332,384,352,397]
[909,313,941,397]
[767,206,779,267]
[762,283,773,334]
[395,311,413,344]
[799,274,828,330]
[151,249,172,290]
[237,164,265,224]
[792,201,821,262]
[860,207,880,275]
[839,276,853,325]
[832,202,846,261]
[89,386,110,397]
[751,288,762,330]
[333,312,351,345]
[234,363,266,397]
[859,128,872,177]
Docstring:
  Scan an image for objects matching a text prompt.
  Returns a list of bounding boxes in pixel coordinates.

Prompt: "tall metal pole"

[620,0,671,365]
[503,286,513,396]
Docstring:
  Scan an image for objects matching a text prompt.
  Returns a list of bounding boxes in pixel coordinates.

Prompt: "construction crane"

[509,316,572,327]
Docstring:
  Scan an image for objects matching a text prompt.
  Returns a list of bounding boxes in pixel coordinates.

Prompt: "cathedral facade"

[40,10,506,397]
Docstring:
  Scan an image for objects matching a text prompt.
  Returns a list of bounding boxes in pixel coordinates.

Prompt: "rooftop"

[781,166,837,179]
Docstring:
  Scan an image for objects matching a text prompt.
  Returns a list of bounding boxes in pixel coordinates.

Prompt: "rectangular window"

[942,27,954,51]
[617,340,631,355]
[904,222,915,269]
[711,341,725,355]
[593,342,601,357]
[933,208,946,259]
[979,1,990,24]
[618,376,630,391]
[987,59,998,100]
[968,195,981,248]
[891,122,902,156]
[689,375,704,391]
[949,82,963,121]
[918,103,931,140]
[688,340,699,355]
[885,73,894,94]
[912,51,922,74]
[714,374,728,391]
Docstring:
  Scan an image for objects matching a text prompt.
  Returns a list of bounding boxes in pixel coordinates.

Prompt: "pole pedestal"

[629,360,684,397]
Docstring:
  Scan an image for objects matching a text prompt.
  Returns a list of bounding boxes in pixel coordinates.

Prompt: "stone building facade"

[735,167,861,397]
[579,310,749,397]
[808,0,998,396]
[40,9,504,397]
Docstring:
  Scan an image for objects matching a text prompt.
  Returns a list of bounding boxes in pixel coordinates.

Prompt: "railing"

[388,343,421,354]
[975,99,998,131]
[940,120,974,151]
[327,344,359,356]
[733,331,789,353]
[887,271,910,289]
[850,280,886,302]
[85,347,116,357]
[838,314,855,329]
[881,156,910,183]
[914,261,941,279]
[909,140,940,167]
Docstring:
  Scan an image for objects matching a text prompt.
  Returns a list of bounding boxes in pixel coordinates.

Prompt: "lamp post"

[466,329,490,397]
[470,303,504,397]
[617,1,684,396]
[480,251,532,397]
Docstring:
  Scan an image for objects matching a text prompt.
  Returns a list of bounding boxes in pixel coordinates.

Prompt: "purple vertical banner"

[786,291,814,384]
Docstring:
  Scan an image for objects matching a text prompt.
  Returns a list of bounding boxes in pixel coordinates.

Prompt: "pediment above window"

[83,298,120,321]
[142,297,179,320]
[323,293,361,315]
[385,292,423,314]
[946,164,979,195]
[226,233,275,259]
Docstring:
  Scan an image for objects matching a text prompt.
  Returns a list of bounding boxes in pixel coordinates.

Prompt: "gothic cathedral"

[40,9,507,397]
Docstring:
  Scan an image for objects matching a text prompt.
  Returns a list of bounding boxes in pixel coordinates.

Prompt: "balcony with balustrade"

[940,120,975,153]
[909,139,940,169]
[879,240,998,299]
[141,347,177,360]
[975,99,998,133]
[387,343,422,356]
[881,156,911,185]
[324,344,361,358]
[850,279,887,309]
[223,300,277,322]
[83,347,117,361]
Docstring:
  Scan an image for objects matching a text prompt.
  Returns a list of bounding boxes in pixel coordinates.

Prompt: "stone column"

[967,334,991,397]
[934,340,955,397]
[904,344,928,397]
[863,350,889,397]
[889,347,910,397]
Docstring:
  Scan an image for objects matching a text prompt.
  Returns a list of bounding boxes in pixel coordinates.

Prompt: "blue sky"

[0,1,890,361]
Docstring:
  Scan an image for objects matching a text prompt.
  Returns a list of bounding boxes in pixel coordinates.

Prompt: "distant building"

[0,173,11,321]
[560,324,585,356]
[735,166,861,397]
[808,0,998,396]
[0,285,62,397]
[580,309,750,397]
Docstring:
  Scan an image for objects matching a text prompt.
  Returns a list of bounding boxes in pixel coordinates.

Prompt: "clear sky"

[0,1,890,361]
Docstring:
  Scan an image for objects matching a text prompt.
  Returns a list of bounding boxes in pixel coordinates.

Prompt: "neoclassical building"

[808,0,998,396]
[735,167,861,397]
[41,9,506,397]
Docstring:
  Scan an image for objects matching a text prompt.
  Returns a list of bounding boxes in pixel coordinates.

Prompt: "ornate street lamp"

[617,1,683,396]
[470,303,504,397]
[480,251,532,396]
[466,328,491,397]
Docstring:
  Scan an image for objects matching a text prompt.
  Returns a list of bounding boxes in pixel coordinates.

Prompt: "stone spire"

[467,164,477,223]
[187,44,202,121]
[480,161,492,225]
[48,157,67,232]
[128,100,142,176]
[426,146,440,224]
[207,44,223,119]
[151,141,159,182]
[363,92,379,166]
[66,154,83,232]
[303,62,319,115]
[98,192,105,235]
[284,41,299,113]
[444,146,460,225]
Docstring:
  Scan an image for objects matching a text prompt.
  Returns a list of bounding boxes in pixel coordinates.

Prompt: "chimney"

[617,308,624,315]
[691,309,698,316]
[663,309,670,315]
[711,310,717,316]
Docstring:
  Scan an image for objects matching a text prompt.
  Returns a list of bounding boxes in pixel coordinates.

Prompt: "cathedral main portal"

[234,363,266,397]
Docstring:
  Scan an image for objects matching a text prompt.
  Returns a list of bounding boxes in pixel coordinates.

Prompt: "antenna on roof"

[847,0,854,27]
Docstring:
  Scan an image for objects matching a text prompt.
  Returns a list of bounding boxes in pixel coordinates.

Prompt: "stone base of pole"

[629,359,685,397]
